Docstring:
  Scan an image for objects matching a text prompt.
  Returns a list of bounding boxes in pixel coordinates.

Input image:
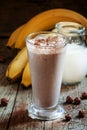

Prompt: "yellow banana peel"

[21,62,31,87]
[6,47,28,80]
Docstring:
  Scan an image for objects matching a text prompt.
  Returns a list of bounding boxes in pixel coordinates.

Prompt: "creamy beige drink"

[26,31,67,120]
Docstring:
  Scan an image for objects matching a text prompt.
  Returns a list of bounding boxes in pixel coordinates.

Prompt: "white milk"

[62,44,87,84]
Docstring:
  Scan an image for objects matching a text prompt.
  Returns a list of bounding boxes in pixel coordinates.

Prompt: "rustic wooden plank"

[0,63,19,130]
[9,86,32,129]
[44,121,53,130]
[52,78,87,130]
[0,40,19,130]
[8,84,45,130]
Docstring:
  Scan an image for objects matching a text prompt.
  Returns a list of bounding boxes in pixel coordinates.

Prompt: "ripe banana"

[14,8,87,49]
[6,24,25,48]
[6,47,28,81]
[21,62,31,87]
[52,28,57,32]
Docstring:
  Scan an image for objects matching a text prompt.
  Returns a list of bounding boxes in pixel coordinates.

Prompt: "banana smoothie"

[26,31,67,120]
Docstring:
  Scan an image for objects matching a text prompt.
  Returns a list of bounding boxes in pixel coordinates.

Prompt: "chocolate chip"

[73,97,81,105]
[78,110,85,118]
[66,96,73,104]
[1,98,8,106]
[65,114,71,121]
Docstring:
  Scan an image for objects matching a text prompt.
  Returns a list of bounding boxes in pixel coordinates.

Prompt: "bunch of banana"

[6,8,87,87]
[7,8,87,49]
[5,46,31,87]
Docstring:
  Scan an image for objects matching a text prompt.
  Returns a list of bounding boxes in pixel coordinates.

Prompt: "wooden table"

[0,1,87,130]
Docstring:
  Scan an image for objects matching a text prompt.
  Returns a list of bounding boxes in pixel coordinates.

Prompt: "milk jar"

[55,22,87,85]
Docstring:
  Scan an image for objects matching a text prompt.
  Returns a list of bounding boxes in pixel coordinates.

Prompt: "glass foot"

[28,104,66,120]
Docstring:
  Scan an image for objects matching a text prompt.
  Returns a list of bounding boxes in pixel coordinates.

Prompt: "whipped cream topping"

[29,33,67,47]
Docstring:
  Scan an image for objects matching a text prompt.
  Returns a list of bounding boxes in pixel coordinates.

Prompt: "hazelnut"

[65,114,71,121]
[82,92,87,99]
[1,98,8,106]
[66,96,73,104]
[73,97,81,105]
[78,110,85,118]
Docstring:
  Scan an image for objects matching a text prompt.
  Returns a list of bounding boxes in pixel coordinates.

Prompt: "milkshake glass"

[26,31,67,120]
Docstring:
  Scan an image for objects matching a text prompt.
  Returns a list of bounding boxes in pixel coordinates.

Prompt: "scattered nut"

[65,114,71,121]
[73,97,81,105]
[78,110,85,118]
[66,96,73,104]
[82,92,87,99]
[1,98,8,106]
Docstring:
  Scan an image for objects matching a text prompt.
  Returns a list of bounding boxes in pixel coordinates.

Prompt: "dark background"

[0,0,87,37]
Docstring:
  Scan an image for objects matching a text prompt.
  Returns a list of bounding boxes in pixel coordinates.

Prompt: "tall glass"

[26,31,67,120]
